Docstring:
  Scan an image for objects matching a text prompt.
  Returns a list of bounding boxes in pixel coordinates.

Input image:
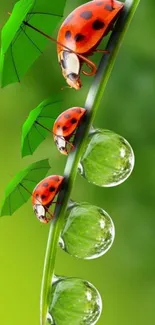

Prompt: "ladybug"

[32,175,64,223]
[57,0,124,89]
[53,107,86,155]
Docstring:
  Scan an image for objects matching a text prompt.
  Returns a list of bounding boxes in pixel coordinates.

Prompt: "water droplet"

[78,129,135,187]
[48,276,102,325]
[60,202,115,259]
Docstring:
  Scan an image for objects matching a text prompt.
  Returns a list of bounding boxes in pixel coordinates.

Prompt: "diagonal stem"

[40,1,140,325]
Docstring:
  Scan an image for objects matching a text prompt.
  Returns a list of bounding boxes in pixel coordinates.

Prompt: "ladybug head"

[59,51,82,90]
[33,204,49,224]
[66,73,81,90]
[54,135,68,155]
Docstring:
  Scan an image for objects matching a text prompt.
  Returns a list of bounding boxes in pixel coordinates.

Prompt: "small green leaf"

[60,202,115,259]
[21,95,63,157]
[79,129,135,187]
[0,158,50,217]
[48,277,102,325]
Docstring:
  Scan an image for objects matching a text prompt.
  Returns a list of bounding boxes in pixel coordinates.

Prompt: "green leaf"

[61,202,115,259]
[0,0,67,87]
[21,95,63,157]
[79,129,135,187]
[0,158,50,217]
[48,277,102,325]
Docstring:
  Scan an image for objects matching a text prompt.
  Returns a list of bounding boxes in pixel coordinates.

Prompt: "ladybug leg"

[79,55,97,76]
[61,85,72,90]
[53,133,75,153]
[63,139,75,154]
[44,206,54,219]
[94,49,110,54]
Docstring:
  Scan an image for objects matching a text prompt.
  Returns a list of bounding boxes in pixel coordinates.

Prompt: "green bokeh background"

[0,1,155,325]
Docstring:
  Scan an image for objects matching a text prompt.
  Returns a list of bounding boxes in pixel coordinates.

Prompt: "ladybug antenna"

[61,85,71,91]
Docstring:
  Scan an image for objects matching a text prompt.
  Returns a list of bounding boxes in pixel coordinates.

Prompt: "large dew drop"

[78,129,135,187]
[47,276,102,325]
[60,202,115,259]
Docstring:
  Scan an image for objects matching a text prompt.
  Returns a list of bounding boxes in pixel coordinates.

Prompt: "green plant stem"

[40,1,140,324]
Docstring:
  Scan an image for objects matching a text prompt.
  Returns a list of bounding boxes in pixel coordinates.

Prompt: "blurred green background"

[0,0,155,324]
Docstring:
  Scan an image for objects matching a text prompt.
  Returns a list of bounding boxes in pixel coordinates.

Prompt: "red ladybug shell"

[53,107,86,138]
[57,0,124,55]
[32,175,64,207]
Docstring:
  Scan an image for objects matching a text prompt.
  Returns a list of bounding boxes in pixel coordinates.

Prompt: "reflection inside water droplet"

[58,236,65,250]
[78,129,135,187]
[47,312,54,325]
[48,276,102,325]
[60,202,115,259]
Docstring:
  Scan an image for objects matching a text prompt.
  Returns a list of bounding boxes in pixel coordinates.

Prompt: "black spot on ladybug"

[41,195,46,200]
[51,176,60,182]
[65,30,72,39]
[80,11,93,20]
[64,114,71,119]
[64,14,74,25]
[95,1,104,5]
[42,183,49,187]
[36,194,39,198]
[71,118,77,124]
[49,186,55,192]
[61,59,66,69]
[74,33,85,42]
[92,19,105,30]
[57,125,61,129]
[104,4,114,11]
[72,108,81,114]
[63,126,68,131]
